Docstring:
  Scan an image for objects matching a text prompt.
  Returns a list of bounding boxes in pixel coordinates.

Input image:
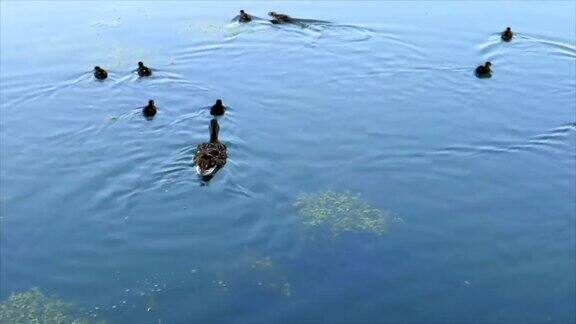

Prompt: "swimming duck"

[475,61,492,78]
[268,11,292,24]
[94,66,108,80]
[210,99,225,116]
[239,10,252,23]
[194,119,227,178]
[137,61,152,77]
[143,100,157,117]
[501,27,513,42]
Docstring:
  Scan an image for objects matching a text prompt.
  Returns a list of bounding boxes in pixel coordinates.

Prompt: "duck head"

[94,66,102,71]
[240,10,246,15]
[148,99,155,107]
[138,61,145,68]
[268,11,276,17]
[506,27,511,32]
[485,61,492,68]
[210,118,220,143]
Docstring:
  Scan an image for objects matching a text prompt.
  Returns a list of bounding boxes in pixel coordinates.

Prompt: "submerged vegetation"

[0,288,98,324]
[294,191,392,235]
[239,249,292,298]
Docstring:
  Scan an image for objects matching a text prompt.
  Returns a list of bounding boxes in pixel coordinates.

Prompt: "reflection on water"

[1,1,575,323]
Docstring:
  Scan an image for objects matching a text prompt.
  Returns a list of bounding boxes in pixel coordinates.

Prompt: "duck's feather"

[194,141,227,176]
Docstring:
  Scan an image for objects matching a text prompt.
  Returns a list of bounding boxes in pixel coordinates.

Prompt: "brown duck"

[475,61,492,78]
[268,11,292,24]
[239,10,252,23]
[137,61,152,77]
[501,27,513,42]
[194,119,227,177]
[94,66,108,80]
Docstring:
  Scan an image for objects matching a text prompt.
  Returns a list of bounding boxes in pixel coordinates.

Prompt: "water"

[1,1,575,323]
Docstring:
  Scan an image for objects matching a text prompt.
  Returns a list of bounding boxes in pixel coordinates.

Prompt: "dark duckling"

[143,100,157,117]
[475,61,492,78]
[194,119,227,178]
[137,61,152,77]
[239,10,252,23]
[268,11,292,24]
[501,27,513,42]
[210,99,225,116]
[94,66,108,80]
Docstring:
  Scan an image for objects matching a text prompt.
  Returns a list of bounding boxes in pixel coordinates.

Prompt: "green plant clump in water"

[0,288,93,324]
[294,191,391,235]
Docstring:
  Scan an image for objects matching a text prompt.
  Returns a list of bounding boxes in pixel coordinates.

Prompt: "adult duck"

[501,27,513,42]
[137,61,152,77]
[194,119,227,178]
[94,66,108,80]
[475,61,492,78]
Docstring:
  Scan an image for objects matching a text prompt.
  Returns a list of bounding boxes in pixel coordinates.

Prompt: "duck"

[501,27,513,42]
[94,66,108,80]
[137,61,152,77]
[210,99,225,116]
[475,61,492,78]
[238,10,252,23]
[268,11,292,24]
[143,100,157,117]
[194,119,227,178]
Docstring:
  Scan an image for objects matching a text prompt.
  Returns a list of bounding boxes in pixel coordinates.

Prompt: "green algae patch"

[0,288,96,324]
[294,191,391,235]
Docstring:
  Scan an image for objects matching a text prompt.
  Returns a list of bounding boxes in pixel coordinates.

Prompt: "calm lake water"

[1,1,575,323]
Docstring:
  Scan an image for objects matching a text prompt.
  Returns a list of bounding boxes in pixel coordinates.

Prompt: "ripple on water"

[411,123,576,159]
[479,32,576,60]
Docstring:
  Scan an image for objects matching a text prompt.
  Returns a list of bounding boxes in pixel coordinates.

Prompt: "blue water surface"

[1,1,575,323]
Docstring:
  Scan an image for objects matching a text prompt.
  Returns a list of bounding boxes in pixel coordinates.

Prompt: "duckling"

[143,100,157,117]
[94,66,108,80]
[137,61,152,77]
[239,10,252,23]
[210,99,225,116]
[268,11,291,24]
[475,61,492,78]
[194,119,227,178]
[501,27,513,42]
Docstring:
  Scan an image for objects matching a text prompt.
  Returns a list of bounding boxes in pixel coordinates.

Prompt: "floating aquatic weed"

[0,288,100,324]
[294,190,391,235]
